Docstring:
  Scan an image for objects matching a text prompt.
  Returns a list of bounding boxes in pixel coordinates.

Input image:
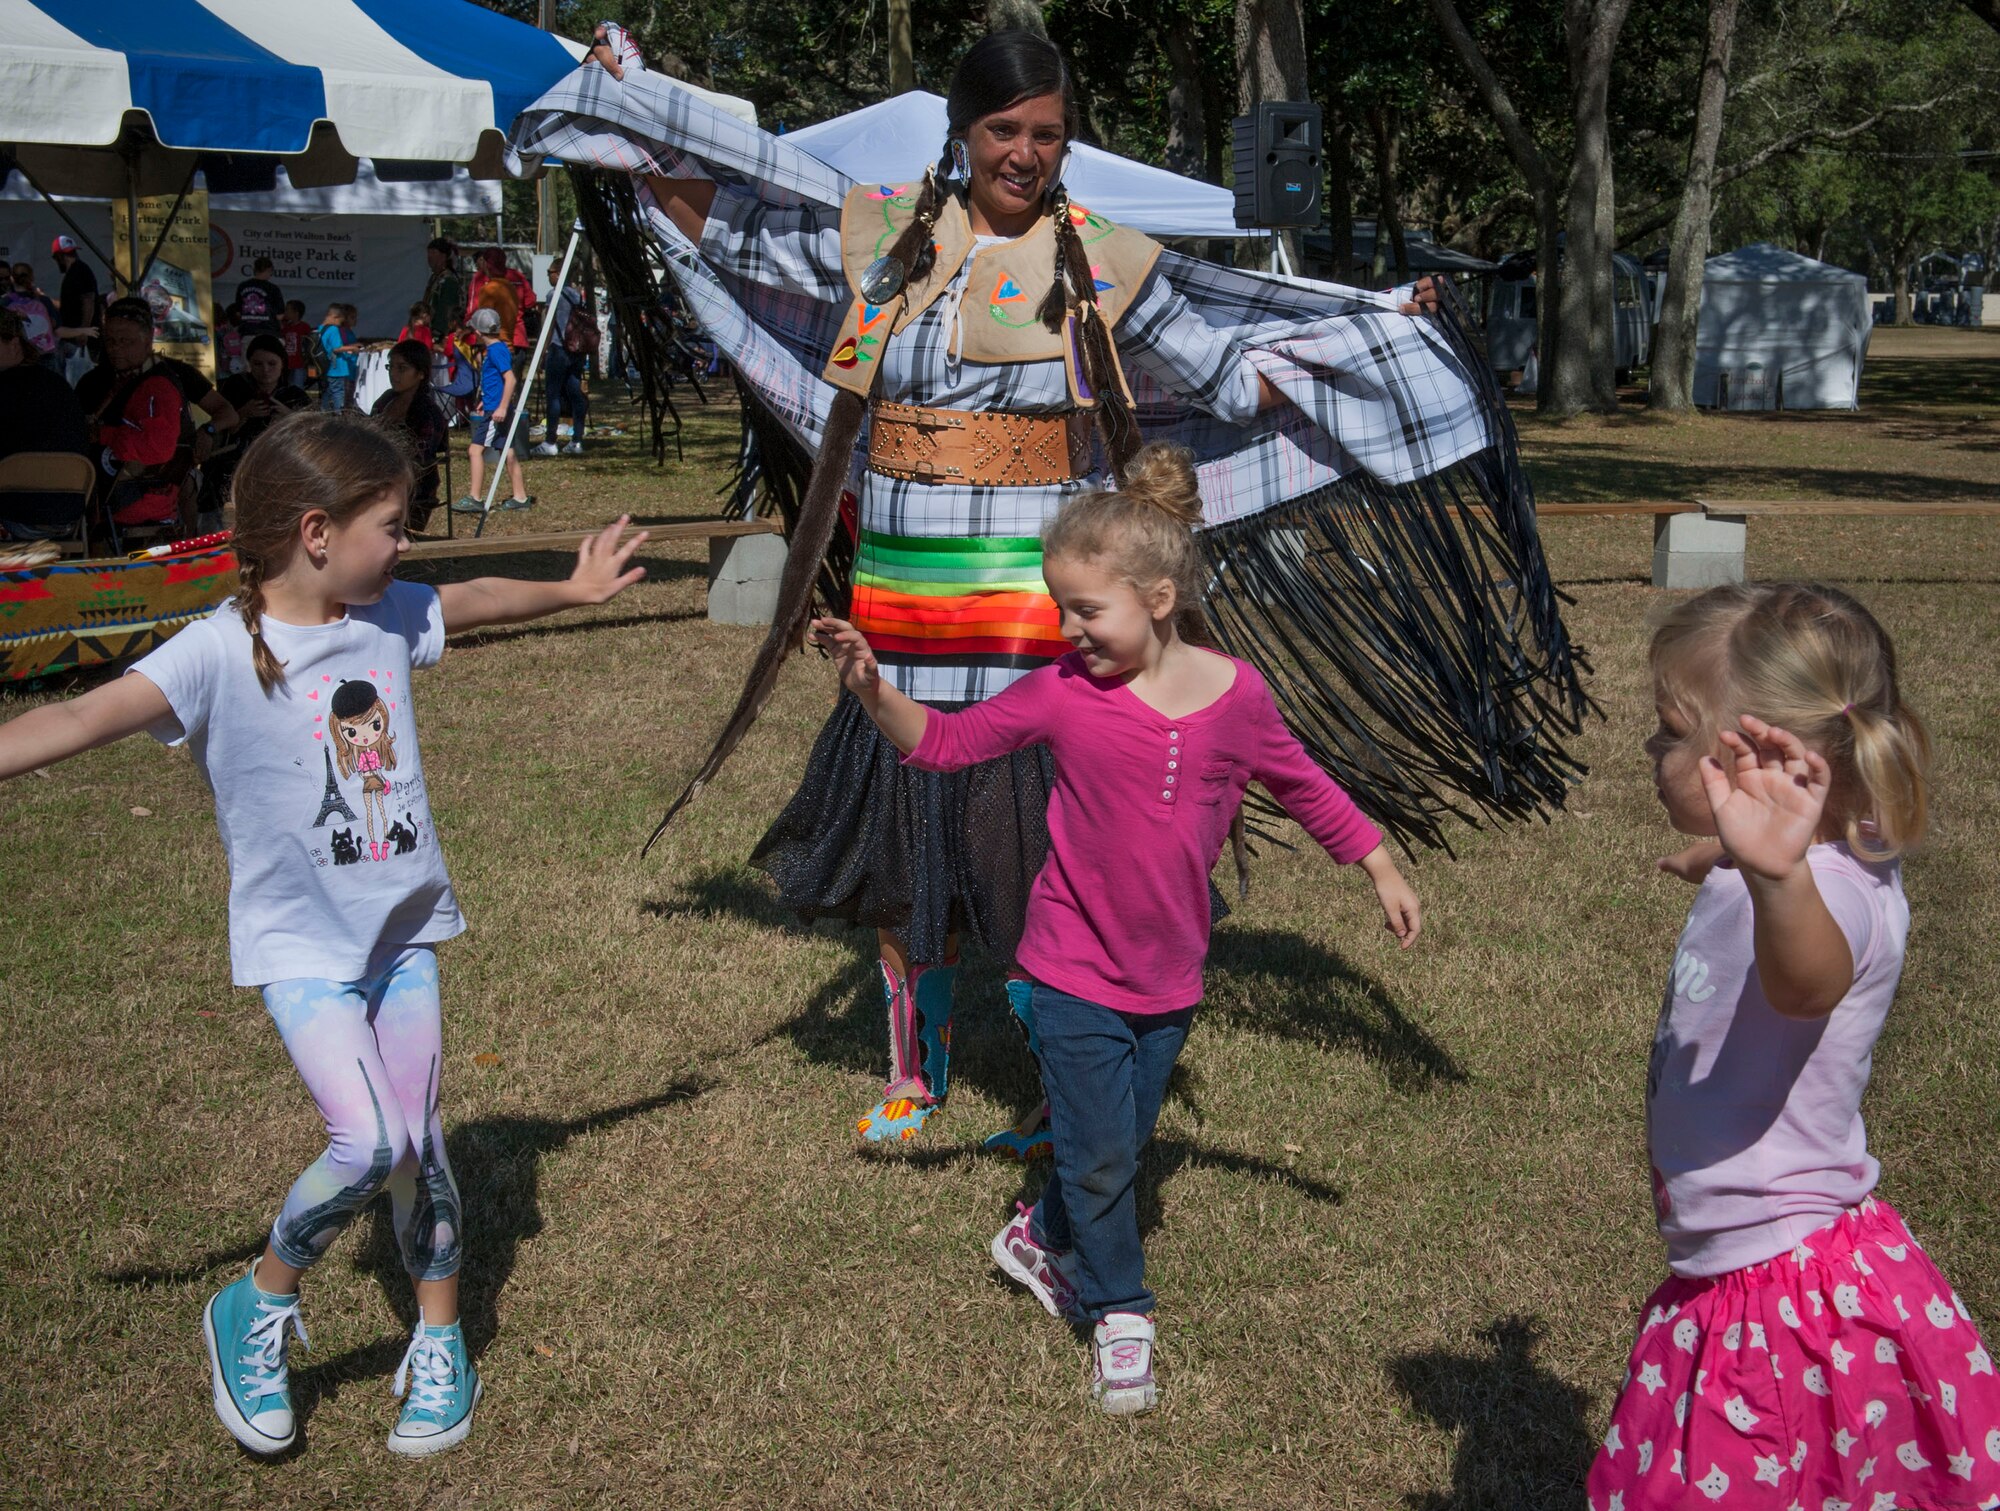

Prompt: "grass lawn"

[1,329,1997,1508]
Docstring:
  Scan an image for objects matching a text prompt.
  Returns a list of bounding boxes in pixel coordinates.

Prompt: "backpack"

[562,290,600,356]
[3,292,56,355]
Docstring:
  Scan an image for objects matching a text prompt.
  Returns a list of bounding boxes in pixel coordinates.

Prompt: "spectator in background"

[533,264,590,457]
[457,307,530,514]
[0,307,91,540]
[217,304,247,377]
[51,234,99,368]
[424,237,464,342]
[235,256,283,338]
[75,297,240,530]
[280,299,313,390]
[208,333,309,516]
[585,20,648,78]
[399,302,434,351]
[4,263,62,372]
[317,303,359,412]
[466,247,535,350]
[370,337,449,530]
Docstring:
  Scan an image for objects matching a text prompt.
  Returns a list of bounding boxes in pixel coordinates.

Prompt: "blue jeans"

[543,347,588,442]
[321,375,352,412]
[1027,984,1195,1321]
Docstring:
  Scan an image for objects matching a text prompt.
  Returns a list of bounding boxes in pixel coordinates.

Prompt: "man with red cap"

[51,234,99,364]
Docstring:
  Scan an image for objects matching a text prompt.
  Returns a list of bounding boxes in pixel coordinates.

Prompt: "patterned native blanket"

[0,540,237,683]
[507,65,1589,847]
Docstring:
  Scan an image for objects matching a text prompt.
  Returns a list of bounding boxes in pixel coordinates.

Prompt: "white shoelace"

[393,1328,459,1415]
[238,1295,308,1403]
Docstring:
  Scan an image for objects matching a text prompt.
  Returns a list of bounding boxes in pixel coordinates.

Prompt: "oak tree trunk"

[987,0,1047,36]
[888,0,914,94]
[1650,0,1738,412]
[1162,17,1207,180]
[1370,105,1411,284]
[1544,0,1632,417]
[1236,0,1309,270]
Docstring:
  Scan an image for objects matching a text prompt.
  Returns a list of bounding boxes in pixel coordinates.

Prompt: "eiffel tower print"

[313,743,359,827]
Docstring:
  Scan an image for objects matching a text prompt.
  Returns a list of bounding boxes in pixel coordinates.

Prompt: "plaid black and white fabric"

[511,68,1585,838]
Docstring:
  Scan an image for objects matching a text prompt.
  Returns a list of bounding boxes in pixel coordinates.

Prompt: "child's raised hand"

[809,616,881,695]
[1700,714,1830,881]
[569,515,649,603]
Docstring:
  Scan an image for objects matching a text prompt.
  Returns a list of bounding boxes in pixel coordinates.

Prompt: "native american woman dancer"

[509,31,1586,1147]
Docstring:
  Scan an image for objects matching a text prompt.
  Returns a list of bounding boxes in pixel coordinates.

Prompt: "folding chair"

[0,451,98,557]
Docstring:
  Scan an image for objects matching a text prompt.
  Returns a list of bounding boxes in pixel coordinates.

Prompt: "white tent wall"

[1693,243,1870,410]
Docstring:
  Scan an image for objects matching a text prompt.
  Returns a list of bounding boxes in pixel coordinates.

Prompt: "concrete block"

[1653,510,1745,589]
[708,531,789,625]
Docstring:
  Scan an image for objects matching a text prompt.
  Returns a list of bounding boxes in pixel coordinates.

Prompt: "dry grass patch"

[2,357,1997,1507]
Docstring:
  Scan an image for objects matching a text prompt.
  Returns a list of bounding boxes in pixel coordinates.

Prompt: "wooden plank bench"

[403,517,786,624]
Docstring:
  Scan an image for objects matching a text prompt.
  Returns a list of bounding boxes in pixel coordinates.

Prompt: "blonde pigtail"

[1845,699,1931,859]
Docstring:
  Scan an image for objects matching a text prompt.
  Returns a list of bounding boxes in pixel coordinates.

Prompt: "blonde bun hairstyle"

[1043,442,1205,626]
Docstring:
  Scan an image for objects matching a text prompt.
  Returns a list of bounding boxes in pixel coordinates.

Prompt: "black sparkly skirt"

[750,691,1054,964]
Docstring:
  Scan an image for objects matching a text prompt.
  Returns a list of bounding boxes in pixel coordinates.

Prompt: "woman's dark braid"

[1042,185,1141,479]
[877,143,953,290]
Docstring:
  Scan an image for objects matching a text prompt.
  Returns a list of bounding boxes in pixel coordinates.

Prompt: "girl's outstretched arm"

[1701,714,1853,1019]
[437,516,649,635]
[809,617,929,754]
[0,672,175,782]
[1358,845,1422,949]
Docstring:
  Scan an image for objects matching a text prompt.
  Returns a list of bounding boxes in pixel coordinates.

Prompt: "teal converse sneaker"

[387,1314,480,1457]
[203,1263,308,1455]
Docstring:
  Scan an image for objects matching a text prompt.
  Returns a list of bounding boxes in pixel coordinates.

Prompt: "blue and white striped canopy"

[0,0,584,190]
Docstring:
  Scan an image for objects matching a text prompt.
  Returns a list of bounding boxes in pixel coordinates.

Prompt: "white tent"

[781,91,1249,241]
[1694,243,1871,410]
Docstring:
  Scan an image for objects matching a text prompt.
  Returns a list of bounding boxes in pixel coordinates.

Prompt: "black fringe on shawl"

[569,167,685,464]
[1199,283,1591,853]
[694,276,1591,857]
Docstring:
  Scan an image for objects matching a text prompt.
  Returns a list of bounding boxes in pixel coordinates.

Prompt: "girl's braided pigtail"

[236,555,287,694]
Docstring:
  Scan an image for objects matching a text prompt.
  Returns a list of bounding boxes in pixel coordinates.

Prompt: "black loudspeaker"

[1231,102,1322,229]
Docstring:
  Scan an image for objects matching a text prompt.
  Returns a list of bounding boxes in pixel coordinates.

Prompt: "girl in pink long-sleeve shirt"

[812,443,1419,1416]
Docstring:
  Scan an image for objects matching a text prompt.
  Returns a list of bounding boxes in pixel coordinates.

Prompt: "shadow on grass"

[645,868,1463,1104]
[105,1076,712,1431]
[1388,1315,1595,1510]
[879,1133,1341,1247]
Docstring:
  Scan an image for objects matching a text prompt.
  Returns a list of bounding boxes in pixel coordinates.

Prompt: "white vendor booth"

[1693,243,1871,411]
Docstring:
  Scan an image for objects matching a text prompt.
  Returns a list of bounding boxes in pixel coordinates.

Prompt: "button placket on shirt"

[1161,727,1181,804]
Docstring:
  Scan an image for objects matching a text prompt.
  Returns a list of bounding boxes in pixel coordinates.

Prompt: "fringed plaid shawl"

[508,69,1588,850]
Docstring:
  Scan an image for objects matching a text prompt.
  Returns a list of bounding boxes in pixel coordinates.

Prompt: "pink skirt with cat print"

[1588,1197,2000,1510]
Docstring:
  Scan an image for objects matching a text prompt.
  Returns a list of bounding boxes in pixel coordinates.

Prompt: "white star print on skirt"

[1588,1198,2000,1509]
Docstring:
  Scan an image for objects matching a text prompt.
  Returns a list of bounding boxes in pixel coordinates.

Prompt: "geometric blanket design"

[0,542,237,682]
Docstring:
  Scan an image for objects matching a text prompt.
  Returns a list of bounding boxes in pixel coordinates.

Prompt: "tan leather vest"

[820,182,1161,405]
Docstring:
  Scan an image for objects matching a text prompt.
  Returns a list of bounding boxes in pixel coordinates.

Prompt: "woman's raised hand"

[1699,714,1831,881]
[810,616,881,695]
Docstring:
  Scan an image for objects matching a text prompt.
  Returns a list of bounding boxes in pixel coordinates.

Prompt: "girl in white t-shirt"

[1591,581,2000,1509]
[0,411,647,1460]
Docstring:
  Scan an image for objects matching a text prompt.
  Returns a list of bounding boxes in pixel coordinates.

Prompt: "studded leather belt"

[867,401,1094,487]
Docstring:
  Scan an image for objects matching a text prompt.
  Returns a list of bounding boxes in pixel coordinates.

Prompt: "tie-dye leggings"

[260,947,462,1281]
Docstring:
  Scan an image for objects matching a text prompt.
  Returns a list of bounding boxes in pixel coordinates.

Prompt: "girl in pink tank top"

[1591,581,2000,1510]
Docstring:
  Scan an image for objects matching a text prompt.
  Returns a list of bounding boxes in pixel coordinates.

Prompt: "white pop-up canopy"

[1694,242,1871,410]
[781,91,1250,240]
